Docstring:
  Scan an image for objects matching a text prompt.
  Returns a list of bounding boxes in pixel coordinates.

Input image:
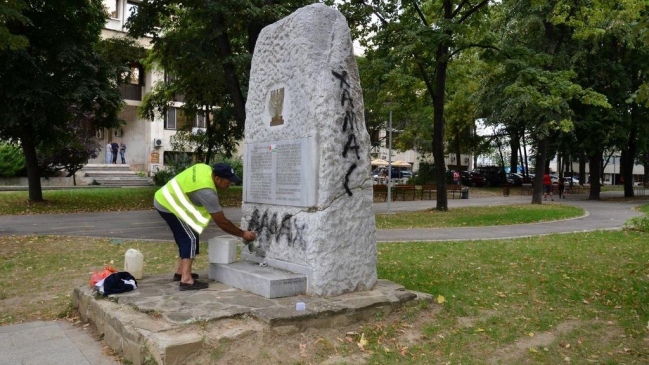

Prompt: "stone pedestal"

[241,4,377,297]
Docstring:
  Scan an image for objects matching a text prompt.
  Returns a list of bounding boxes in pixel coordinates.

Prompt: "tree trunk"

[588,152,602,200]
[509,128,520,174]
[579,155,586,186]
[531,137,547,204]
[621,107,638,197]
[644,159,649,187]
[433,44,449,211]
[22,139,43,202]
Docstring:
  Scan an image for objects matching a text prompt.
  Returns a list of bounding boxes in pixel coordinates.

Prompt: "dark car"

[506,173,523,187]
[473,166,508,187]
[461,171,487,187]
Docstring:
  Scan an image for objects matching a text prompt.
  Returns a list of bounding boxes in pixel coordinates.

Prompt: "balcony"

[119,84,142,101]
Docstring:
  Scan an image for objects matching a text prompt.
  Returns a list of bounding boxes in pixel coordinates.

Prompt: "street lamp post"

[387,109,393,214]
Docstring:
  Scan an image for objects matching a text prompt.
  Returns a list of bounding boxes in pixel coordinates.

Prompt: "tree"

[37,106,102,186]
[338,0,492,211]
[477,0,611,203]
[0,0,29,50]
[127,0,315,162]
[0,0,124,201]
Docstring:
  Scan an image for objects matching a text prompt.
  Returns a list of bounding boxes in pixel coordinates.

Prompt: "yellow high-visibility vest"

[154,164,214,233]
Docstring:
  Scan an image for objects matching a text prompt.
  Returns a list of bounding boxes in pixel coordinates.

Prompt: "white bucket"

[124,248,144,280]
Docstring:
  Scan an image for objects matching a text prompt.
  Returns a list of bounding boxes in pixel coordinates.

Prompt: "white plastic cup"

[296,302,306,311]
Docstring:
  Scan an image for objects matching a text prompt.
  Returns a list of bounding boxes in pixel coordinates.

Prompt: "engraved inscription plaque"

[243,137,317,206]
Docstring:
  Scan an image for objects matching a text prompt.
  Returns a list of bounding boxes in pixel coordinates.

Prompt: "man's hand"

[241,230,256,241]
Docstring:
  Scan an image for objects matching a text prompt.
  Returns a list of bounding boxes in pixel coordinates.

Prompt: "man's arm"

[210,211,256,241]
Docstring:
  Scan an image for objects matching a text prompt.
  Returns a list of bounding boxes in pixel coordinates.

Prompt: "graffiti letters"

[332,69,361,196]
[247,208,307,250]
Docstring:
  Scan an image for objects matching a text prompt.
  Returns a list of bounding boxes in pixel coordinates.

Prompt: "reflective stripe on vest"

[155,164,214,234]
[160,179,210,233]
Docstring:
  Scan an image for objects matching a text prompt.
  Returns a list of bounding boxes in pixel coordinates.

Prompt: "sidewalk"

[0,320,119,365]
[0,191,644,365]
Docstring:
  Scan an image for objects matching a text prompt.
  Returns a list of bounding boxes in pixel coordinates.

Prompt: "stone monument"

[234,3,376,297]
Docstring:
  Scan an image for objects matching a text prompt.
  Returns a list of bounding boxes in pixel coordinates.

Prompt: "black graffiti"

[333,67,362,197]
[343,163,357,196]
[343,134,360,159]
[331,70,350,88]
[343,110,356,132]
[247,209,307,250]
[341,89,354,108]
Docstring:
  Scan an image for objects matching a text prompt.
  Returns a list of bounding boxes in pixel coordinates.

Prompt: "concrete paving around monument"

[1,191,646,365]
[72,274,430,365]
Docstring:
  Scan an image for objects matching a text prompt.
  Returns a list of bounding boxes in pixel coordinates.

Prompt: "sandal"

[173,273,199,281]
[179,280,209,291]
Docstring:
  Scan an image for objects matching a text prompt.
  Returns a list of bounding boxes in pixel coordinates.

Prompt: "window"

[164,71,184,102]
[126,1,138,23]
[195,113,206,129]
[103,0,119,18]
[165,107,177,130]
[128,64,142,85]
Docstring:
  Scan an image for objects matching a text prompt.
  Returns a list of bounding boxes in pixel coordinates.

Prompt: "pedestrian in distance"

[153,163,257,291]
[105,141,112,164]
[453,170,460,186]
[543,172,554,201]
[119,142,126,164]
[111,141,119,164]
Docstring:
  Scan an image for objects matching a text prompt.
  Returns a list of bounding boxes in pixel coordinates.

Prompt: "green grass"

[0,186,244,215]
[376,204,583,229]
[1,231,648,364]
[362,231,649,364]
[0,190,647,364]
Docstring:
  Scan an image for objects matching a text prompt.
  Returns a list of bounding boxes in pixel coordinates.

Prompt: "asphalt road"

[0,193,643,242]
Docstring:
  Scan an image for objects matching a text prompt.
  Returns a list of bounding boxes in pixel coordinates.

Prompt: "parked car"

[461,171,487,187]
[372,167,404,179]
[564,177,579,185]
[473,166,507,187]
[506,173,523,186]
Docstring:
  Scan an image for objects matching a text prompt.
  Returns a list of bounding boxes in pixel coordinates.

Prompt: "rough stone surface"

[209,260,307,298]
[72,273,430,365]
[241,3,376,297]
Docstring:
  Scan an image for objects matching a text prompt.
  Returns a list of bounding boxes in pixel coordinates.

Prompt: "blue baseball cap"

[212,163,241,184]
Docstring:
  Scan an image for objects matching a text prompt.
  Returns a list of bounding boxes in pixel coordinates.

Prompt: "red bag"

[90,266,118,287]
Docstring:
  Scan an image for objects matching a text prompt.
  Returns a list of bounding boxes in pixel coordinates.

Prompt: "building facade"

[93,0,203,175]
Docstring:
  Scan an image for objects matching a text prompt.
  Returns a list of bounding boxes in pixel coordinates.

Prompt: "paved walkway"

[0,191,645,364]
[1,192,643,241]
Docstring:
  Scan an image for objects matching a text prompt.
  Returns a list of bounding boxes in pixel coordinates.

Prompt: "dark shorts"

[544,184,552,193]
[157,210,200,259]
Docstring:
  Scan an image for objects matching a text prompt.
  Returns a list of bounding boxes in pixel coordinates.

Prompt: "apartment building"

[94,0,207,174]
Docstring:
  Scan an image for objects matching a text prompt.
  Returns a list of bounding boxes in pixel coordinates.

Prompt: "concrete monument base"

[209,260,307,298]
[72,272,431,365]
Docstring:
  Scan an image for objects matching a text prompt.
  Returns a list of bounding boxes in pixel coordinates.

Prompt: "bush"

[152,169,174,186]
[0,143,26,177]
[210,156,243,185]
[409,162,436,185]
[625,216,649,232]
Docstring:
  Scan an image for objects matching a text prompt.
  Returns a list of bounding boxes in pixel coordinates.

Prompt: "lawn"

[1,230,647,364]
[1,187,646,364]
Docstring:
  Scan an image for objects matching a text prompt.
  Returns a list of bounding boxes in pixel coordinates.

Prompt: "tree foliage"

[0,0,29,50]
[0,0,124,201]
[126,0,316,162]
[337,0,492,211]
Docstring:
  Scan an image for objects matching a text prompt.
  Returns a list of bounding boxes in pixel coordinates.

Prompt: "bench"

[372,184,388,202]
[420,184,436,200]
[520,183,533,195]
[394,184,417,201]
[449,184,463,199]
